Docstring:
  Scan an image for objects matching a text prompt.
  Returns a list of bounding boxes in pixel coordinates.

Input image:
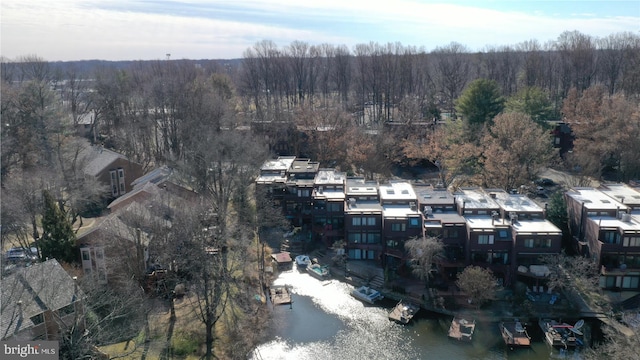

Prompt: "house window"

[443,228,459,239]
[366,233,380,244]
[603,232,620,244]
[30,313,44,325]
[478,234,494,245]
[622,276,639,289]
[367,217,376,226]
[110,170,118,196]
[58,303,75,316]
[623,237,640,247]
[297,189,310,197]
[81,249,90,261]
[327,202,341,212]
[348,233,362,243]
[498,230,509,239]
[118,168,125,194]
[524,238,552,248]
[409,218,420,227]
[391,223,406,232]
[352,217,362,226]
[96,248,104,260]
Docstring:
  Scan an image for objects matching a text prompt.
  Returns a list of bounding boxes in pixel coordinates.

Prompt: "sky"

[1,0,639,61]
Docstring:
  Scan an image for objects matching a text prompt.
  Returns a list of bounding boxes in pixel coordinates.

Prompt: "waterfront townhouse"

[283,158,320,227]
[380,182,422,274]
[312,169,346,246]
[344,178,383,262]
[457,188,510,285]
[565,187,629,255]
[255,156,297,212]
[492,192,562,284]
[565,186,640,290]
[414,184,466,281]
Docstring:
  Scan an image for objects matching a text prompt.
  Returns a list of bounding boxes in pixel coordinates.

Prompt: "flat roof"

[465,216,509,229]
[382,204,420,218]
[588,215,640,232]
[289,159,320,173]
[599,183,640,207]
[314,189,346,201]
[493,194,543,213]
[379,182,416,201]
[256,173,287,184]
[566,187,628,211]
[414,185,456,205]
[511,219,562,234]
[455,188,500,210]
[430,212,466,224]
[260,156,296,171]
[345,200,382,213]
[315,169,346,185]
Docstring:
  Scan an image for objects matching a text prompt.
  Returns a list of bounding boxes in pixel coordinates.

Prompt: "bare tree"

[405,236,444,292]
[456,265,500,308]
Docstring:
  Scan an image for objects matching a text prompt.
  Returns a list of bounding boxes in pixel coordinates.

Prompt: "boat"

[448,315,476,341]
[499,320,531,349]
[269,285,292,306]
[350,285,384,304]
[539,319,584,349]
[388,300,420,324]
[306,263,330,280]
[295,254,311,269]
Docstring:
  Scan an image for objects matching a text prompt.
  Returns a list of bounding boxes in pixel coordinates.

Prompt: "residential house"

[311,169,346,246]
[414,184,466,280]
[82,144,144,200]
[284,158,320,227]
[255,156,297,212]
[565,187,628,255]
[76,203,152,285]
[344,177,383,262]
[565,185,640,290]
[1,260,84,341]
[380,181,422,273]
[492,192,562,284]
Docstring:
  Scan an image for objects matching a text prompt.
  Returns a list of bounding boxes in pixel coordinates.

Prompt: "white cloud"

[1,0,637,60]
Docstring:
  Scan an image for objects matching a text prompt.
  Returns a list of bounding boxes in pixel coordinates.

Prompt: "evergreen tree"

[456,78,505,130]
[39,190,76,263]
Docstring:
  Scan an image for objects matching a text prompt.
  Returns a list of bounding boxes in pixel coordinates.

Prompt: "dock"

[269,285,292,306]
[388,300,420,324]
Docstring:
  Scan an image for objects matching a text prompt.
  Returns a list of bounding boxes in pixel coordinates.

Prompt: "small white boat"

[295,255,311,269]
[350,286,384,304]
[307,263,330,280]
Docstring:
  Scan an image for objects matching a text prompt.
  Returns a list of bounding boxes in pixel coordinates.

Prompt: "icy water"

[252,269,581,360]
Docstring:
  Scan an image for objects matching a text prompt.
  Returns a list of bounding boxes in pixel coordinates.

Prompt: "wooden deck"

[269,286,292,306]
[388,300,420,324]
[448,316,475,341]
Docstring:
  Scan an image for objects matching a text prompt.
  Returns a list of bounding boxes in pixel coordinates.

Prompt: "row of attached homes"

[257,156,640,290]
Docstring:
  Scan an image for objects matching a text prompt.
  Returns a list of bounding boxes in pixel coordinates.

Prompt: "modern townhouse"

[312,169,346,246]
[255,156,297,212]
[283,158,320,227]
[379,182,423,274]
[344,177,383,262]
[414,184,466,281]
[566,186,640,290]
[492,192,562,285]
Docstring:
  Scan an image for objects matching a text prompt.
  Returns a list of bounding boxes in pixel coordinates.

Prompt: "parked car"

[5,247,38,263]
[535,178,555,187]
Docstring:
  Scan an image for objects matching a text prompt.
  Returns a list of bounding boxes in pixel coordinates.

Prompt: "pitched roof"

[82,145,129,177]
[1,260,83,339]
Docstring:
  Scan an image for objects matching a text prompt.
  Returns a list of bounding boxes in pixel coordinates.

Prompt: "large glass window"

[367,217,376,226]
[352,217,362,226]
[603,232,620,244]
[478,234,494,245]
[623,237,640,247]
[391,223,406,232]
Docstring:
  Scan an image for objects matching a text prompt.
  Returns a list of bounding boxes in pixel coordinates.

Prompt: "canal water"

[252,269,582,360]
